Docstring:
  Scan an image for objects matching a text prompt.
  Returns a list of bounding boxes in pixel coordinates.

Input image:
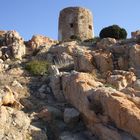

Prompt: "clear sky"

[0,0,140,40]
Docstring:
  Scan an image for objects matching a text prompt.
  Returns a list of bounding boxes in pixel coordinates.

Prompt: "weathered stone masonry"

[58,7,94,41]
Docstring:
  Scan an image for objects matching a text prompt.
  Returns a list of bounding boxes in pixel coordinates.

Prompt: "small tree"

[99,25,127,39]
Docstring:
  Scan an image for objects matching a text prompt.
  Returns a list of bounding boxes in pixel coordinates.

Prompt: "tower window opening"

[70,23,74,28]
[89,25,92,30]
[80,15,84,19]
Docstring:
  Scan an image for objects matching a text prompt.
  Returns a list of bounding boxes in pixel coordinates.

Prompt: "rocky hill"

[0,30,140,140]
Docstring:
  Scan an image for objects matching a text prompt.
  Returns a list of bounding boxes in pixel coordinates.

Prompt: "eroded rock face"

[97,38,117,50]
[74,51,95,72]
[1,29,140,140]
[92,51,113,75]
[64,108,80,127]
[129,44,140,74]
[0,30,26,60]
[0,86,22,109]
[0,106,30,140]
[62,72,103,125]
[28,35,58,51]
[133,79,140,91]
[62,72,139,140]
[107,70,136,90]
[49,75,65,102]
[49,41,79,56]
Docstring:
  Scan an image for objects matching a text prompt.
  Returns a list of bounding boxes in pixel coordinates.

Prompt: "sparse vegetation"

[99,25,127,39]
[25,60,50,75]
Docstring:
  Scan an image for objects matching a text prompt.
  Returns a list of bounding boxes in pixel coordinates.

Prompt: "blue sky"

[0,0,140,40]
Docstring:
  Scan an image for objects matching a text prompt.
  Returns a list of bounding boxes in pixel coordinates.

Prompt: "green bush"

[99,25,127,39]
[25,60,49,75]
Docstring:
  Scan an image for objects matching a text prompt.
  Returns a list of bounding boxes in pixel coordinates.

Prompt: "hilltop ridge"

[0,30,140,140]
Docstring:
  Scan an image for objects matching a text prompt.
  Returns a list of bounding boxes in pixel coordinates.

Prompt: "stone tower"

[58,7,94,41]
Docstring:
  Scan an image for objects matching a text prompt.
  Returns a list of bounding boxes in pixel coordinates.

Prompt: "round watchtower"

[58,7,94,41]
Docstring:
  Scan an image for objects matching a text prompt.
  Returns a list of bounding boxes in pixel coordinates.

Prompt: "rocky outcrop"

[0,105,48,140]
[0,86,22,109]
[74,51,95,72]
[107,70,136,90]
[28,35,58,52]
[92,51,113,75]
[0,106,30,139]
[97,38,117,50]
[1,29,140,140]
[0,30,26,60]
[64,108,80,127]
[49,41,79,55]
[129,44,140,73]
[133,79,140,91]
[49,75,65,102]
[62,72,139,140]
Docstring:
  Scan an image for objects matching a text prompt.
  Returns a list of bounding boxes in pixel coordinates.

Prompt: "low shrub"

[99,25,127,39]
[25,60,49,75]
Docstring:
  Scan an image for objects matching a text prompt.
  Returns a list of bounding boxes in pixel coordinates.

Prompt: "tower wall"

[58,7,94,41]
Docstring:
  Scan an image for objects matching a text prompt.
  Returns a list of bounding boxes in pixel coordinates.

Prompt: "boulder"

[0,86,23,109]
[48,65,60,75]
[28,35,58,51]
[92,51,113,75]
[133,79,140,91]
[0,31,7,46]
[5,30,23,45]
[118,56,129,70]
[49,41,79,56]
[64,108,80,127]
[0,106,31,140]
[111,44,129,55]
[59,131,97,140]
[121,87,136,97]
[0,86,15,106]
[38,108,52,122]
[8,67,24,76]
[0,63,6,72]
[38,106,62,122]
[74,51,95,72]
[10,40,26,60]
[53,53,74,71]
[129,44,140,74]
[107,74,127,90]
[62,72,103,124]
[38,84,48,93]
[91,88,140,139]
[49,75,65,102]
[107,70,136,90]
[97,38,117,50]
[20,98,34,110]
[29,125,48,140]
[12,80,23,88]
[0,30,26,60]
[62,72,139,140]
